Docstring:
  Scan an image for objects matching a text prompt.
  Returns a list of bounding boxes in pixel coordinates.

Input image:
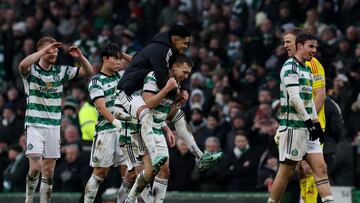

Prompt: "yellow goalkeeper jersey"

[305,57,326,129]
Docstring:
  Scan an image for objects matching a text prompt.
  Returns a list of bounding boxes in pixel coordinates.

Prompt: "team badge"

[27,143,33,150]
[92,157,99,163]
[291,149,298,156]
[53,74,60,82]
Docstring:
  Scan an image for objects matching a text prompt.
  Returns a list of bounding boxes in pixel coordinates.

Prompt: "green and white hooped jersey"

[143,71,175,135]
[279,58,314,130]
[88,71,123,133]
[22,63,79,129]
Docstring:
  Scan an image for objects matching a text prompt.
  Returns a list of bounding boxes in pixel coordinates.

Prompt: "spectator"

[220,133,259,191]
[54,144,84,191]
[256,156,278,192]
[188,103,207,136]
[3,144,28,192]
[0,102,24,145]
[168,138,196,191]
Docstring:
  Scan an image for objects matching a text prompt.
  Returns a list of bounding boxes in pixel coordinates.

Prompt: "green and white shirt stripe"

[22,63,78,129]
[143,71,175,135]
[88,71,123,133]
[279,58,314,130]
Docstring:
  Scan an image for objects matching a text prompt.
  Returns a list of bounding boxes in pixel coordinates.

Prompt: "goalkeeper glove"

[305,119,325,144]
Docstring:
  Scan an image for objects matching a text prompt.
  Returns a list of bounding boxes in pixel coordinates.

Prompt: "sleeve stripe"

[311,60,318,74]
[286,83,299,87]
[143,90,158,94]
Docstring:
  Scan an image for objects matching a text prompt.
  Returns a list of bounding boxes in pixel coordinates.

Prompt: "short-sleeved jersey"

[279,58,314,130]
[305,57,326,129]
[22,64,78,129]
[143,71,175,135]
[88,71,123,133]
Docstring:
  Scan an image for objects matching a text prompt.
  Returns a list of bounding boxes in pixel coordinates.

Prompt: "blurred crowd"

[1,0,360,198]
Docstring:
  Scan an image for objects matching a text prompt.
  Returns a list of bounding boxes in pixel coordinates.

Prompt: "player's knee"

[143,168,153,178]
[29,164,41,175]
[93,168,109,179]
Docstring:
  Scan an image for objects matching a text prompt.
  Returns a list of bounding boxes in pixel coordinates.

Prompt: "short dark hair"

[285,28,304,37]
[173,53,193,67]
[295,32,317,46]
[37,36,57,50]
[101,43,122,59]
[169,24,191,38]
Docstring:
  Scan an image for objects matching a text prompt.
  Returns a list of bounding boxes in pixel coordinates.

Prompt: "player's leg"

[40,159,56,203]
[153,161,170,203]
[84,167,109,203]
[26,156,41,203]
[126,154,155,203]
[118,169,137,203]
[84,131,116,203]
[117,137,138,203]
[25,127,43,203]
[40,127,61,203]
[268,162,297,202]
[152,135,170,203]
[168,109,222,169]
[269,129,306,202]
[305,153,334,202]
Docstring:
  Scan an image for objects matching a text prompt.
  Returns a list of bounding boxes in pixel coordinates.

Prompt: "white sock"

[173,110,203,159]
[322,196,334,202]
[40,177,53,203]
[139,109,158,161]
[140,184,154,203]
[84,174,104,203]
[152,177,168,203]
[128,171,150,201]
[25,174,39,203]
[267,197,276,203]
[117,179,133,203]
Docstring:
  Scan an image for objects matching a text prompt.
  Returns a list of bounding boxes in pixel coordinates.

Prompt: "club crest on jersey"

[53,74,60,82]
[27,143,33,150]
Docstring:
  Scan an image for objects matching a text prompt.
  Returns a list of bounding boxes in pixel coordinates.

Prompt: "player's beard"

[47,55,57,64]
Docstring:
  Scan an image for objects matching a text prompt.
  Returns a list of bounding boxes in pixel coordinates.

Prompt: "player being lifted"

[119,54,223,203]
[19,36,93,203]
[268,33,333,203]
[283,28,327,203]
[115,25,191,173]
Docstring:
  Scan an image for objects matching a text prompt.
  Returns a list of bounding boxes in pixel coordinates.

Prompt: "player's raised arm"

[142,77,178,109]
[19,42,63,76]
[68,46,93,77]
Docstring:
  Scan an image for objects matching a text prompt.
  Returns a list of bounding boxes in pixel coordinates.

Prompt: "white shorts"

[90,131,126,167]
[278,128,321,162]
[25,126,61,158]
[121,143,143,171]
[116,90,146,118]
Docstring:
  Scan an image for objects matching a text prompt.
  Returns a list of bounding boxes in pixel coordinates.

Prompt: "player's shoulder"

[89,73,103,85]
[145,71,156,82]
[281,58,298,73]
[306,57,325,74]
